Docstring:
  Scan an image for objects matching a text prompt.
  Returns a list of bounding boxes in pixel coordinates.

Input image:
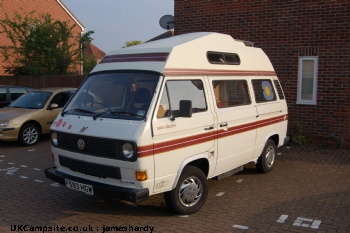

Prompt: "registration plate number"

[65,179,94,194]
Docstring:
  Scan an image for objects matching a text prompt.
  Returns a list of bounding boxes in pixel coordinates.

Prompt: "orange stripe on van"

[137,114,288,158]
[163,68,276,76]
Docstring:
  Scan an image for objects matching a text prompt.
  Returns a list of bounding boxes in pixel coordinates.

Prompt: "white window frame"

[297,56,318,105]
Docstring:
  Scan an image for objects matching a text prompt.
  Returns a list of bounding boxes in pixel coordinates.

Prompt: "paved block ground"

[1,137,349,233]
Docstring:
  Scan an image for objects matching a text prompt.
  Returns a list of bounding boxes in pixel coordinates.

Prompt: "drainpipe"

[80,31,84,75]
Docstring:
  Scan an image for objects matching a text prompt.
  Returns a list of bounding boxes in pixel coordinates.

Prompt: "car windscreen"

[10,91,52,109]
[63,72,160,120]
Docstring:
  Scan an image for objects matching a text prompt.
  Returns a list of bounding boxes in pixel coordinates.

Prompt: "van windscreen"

[64,72,160,120]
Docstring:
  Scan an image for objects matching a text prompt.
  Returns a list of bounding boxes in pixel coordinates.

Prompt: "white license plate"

[65,179,94,194]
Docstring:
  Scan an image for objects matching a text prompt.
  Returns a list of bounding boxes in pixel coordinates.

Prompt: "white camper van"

[45,32,288,214]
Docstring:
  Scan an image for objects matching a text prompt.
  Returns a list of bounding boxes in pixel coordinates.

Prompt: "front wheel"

[256,139,277,173]
[164,165,208,215]
[18,123,40,146]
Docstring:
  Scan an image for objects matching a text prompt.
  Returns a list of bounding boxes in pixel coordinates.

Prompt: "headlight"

[0,120,9,127]
[51,132,58,145]
[122,142,135,159]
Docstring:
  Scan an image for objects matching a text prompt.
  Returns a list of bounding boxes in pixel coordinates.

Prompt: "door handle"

[220,122,228,127]
[204,126,214,130]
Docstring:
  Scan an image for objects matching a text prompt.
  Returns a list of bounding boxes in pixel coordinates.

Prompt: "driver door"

[152,78,216,193]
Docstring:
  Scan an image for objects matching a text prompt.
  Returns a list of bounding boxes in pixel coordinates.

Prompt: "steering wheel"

[90,101,112,111]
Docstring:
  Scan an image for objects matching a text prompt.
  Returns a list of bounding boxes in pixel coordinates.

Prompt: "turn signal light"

[135,171,147,181]
[51,153,55,161]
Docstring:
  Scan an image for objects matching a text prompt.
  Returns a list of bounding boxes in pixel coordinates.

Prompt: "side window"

[252,79,277,103]
[273,80,285,100]
[157,88,171,118]
[212,80,251,108]
[9,87,27,101]
[0,87,7,102]
[51,92,70,108]
[157,80,207,118]
[207,51,240,65]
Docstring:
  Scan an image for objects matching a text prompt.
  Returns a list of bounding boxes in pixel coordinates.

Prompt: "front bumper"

[45,167,149,203]
[0,127,19,141]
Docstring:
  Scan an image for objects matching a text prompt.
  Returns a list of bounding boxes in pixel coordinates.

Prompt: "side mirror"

[49,103,59,110]
[179,100,192,118]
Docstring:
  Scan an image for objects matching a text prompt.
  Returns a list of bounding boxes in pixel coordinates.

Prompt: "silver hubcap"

[23,127,38,145]
[178,176,203,207]
[265,146,275,167]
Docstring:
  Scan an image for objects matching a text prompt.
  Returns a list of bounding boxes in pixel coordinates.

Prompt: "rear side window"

[212,80,251,108]
[252,79,277,103]
[157,80,207,118]
[9,87,27,101]
[207,52,240,65]
[273,80,285,100]
[0,87,7,102]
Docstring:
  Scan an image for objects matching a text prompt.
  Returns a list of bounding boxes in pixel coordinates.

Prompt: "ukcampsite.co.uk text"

[11,225,94,232]
[10,224,155,233]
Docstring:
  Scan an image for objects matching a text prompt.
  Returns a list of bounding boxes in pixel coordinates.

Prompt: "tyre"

[256,139,276,173]
[164,165,208,215]
[18,123,40,146]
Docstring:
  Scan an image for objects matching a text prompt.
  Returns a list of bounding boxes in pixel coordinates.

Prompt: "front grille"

[53,131,138,161]
[59,155,121,179]
[56,132,116,158]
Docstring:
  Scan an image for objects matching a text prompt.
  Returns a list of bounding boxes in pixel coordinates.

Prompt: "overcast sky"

[61,0,174,53]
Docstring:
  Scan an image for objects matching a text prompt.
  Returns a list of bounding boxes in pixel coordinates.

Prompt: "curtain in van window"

[252,79,277,103]
[212,80,251,108]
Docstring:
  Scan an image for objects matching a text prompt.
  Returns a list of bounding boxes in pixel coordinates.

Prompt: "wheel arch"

[254,134,279,164]
[268,134,279,146]
[171,153,210,190]
[20,120,43,134]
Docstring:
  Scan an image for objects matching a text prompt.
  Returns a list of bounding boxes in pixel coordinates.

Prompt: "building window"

[297,56,318,105]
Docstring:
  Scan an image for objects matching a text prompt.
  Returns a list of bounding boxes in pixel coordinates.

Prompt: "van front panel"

[49,71,162,197]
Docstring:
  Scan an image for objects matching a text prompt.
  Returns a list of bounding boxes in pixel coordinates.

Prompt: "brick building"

[174,0,350,148]
[0,0,85,75]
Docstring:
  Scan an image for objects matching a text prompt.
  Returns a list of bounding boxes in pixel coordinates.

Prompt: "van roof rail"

[234,39,255,47]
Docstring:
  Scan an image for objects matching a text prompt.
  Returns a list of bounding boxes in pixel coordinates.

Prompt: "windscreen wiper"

[61,108,95,117]
[92,111,141,120]
[112,111,140,117]
[92,111,110,120]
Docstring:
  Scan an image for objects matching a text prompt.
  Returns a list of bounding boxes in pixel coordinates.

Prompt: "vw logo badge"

[77,139,85,150]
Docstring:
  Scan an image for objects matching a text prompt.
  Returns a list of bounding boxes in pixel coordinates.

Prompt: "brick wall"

[175,0,350,148]
[0,0,83,75]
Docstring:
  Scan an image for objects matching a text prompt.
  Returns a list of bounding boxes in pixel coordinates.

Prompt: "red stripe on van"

[99,53,169,63]
[163,68,276,76]
[153,131,216,155]
[137,114,288,158]
[216,115,287,140]
[137,131,216,157]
